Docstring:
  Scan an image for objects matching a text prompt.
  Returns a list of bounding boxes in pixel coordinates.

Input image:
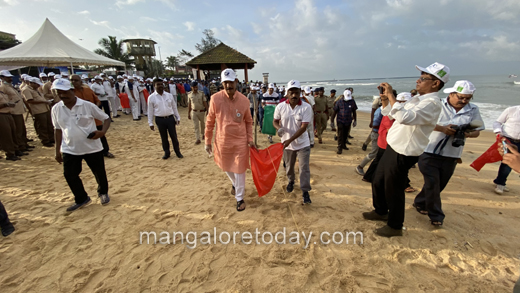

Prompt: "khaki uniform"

[209,83,218,96]
[22,87,53,145]
[314,95,328,140]
[0,91,20,156]
[188,91,207,141]
[42,81,61,105]
[0,82,28,148]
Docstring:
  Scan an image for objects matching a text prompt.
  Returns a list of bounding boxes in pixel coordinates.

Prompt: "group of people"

[1,65,519,240]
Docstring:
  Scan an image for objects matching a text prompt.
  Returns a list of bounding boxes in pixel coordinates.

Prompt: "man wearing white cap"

[42,72,60,106]
[22,77,54,147]
[91,76,111,120]
[187,81,208,144]
[413,80,483,226]
[364,62,448,237]
[260,83,280,143]
[38,73,48,90]
[128,76,141,120]
[51,78,111,211]
[0,89,25,160]
[0,70,32,150]
[331,90,357,154]
[205,69,255,212]
[302,86,315,147]
[273,80,313,204]
[101,74,116,119]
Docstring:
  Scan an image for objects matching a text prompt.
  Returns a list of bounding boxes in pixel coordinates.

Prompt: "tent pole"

[70,62,74,74]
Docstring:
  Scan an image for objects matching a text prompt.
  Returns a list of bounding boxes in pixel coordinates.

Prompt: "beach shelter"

[0,18,125,70]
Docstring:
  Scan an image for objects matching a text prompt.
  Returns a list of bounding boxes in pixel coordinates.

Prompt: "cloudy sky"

[1,0,519,82]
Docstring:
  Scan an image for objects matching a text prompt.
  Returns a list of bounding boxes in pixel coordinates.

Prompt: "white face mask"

[344,95,352,101]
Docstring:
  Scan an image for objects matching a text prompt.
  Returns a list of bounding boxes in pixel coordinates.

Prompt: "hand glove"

[277,128,286,137]
[353,120,357,127]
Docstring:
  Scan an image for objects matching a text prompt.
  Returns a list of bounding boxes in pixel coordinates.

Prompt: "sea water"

[297,75,519,130]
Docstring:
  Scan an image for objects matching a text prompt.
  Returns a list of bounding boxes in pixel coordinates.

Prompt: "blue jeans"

[493,139,520,186]
[258,107,264,131]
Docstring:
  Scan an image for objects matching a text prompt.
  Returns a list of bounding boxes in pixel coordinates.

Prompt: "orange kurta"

[205,90,253,174]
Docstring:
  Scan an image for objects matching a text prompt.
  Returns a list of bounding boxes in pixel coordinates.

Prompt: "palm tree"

[94,36,132,69]
[165,56,179,73]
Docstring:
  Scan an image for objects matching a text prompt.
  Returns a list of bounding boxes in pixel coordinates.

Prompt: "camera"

[451,120,483,147]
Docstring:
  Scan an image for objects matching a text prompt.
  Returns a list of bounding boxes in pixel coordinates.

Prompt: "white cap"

[286,80,301,90]
[343,90,352,100]
[47,72,56,77]
[443,80,476,95]
[116,75,123,79]
[51,78,73,91]
[100,73,106,76]
[29,77,43,86]
[123,74,128,77]
[250,85,256,90]
[0,70,13,77]
[54,75,61,79]
[61,72,69,77]
[108,76,114,80]
[94,75,102,80]
[24,75,31,80]
[303,86,311,94]
[39,73,47,78]
[396,92,412,102]
[268,83,275,89]
[128,75,134,80]
[221,69,236,82]
[415,62,450,83]
[81,74,88,79]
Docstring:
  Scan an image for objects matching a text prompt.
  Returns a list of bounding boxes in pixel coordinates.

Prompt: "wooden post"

[244,63,248,83]
[196,65,200,80]
[254,92,258,145]
[221,63,226,70]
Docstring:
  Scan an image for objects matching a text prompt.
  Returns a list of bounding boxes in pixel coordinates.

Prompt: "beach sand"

[0,106,519,292]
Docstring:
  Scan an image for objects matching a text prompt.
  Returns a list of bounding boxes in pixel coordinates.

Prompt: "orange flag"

[250,143,284,197]
[470,135,505,172]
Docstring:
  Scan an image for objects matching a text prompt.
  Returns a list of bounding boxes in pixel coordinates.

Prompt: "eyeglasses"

[455,93,472,101]
[418,77,435,82]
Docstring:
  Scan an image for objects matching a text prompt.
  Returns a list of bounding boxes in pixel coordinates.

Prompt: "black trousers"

[96,125,110,154]
[414,153,457,223]
[0,200,12,228]
[33,112,54,144]
[337,122,351,149]
[371,146,418,230]
[99,101,111,118]
[364,147,386,182]
[155,116,181,156]
[12,114,28,147]
[63,151,108,204]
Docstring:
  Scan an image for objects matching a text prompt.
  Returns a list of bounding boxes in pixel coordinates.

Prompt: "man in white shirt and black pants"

[414,80,483,226]
[273,80,313,204]
[51,79,112,212]
[91,75,111,120]
[363,62,449,237]
[493,105,520,194]
[148,78,183,160]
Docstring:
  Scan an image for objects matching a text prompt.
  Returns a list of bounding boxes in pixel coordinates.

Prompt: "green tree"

[145,59,165,77]
[0,36,21,50]
[165,56,179,72]
[93,36,133,69]
[195,29,221,54]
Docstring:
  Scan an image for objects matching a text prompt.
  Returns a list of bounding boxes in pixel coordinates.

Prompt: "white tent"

[0,18,125,68]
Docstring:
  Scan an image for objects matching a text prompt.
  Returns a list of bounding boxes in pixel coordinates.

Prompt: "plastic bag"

[261,105,277,135]
[119,93,130,109]
[250,143,284,197]
[470,135,505,172]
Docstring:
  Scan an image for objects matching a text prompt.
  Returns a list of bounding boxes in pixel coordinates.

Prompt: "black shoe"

[342,145,349,150]
[286,181,294,193]
[113,115,120,118]
[348,135,354,139]
[6,155,20,161]
[345,141,352,145]
[302,192,312,204]
[362,143,368,151]
[15,151,28,156]
[362,210,388,221]
[43,143,54,147]
[66,197,91,212]
[99,194,110,205]
[26,145,36,149]
[337,148,342,154]
[1,223,15,237]
[310,144,314,148]
[176,153,184,158]
[374,225,402,237]
[133,119,140,121]
[162,154,170,160]
[334,135,338,141]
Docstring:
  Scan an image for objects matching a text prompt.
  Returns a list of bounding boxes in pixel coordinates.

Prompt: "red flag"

[119,93,130,109]
[250,143,284,197]
[470,135,505,172]
[143,89,150,103]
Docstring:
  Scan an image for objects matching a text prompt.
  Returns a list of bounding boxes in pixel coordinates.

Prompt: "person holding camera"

[363,62,448,237]
[492,105,520,194]
[413,80,483,226]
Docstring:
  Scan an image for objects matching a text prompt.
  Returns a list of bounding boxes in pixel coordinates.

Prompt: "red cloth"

[143,89,150,103]
[119,93,130,109]
[377,116,394,149]
[470,135,506,172]
[176,83,186,94]
[250,143,284,197]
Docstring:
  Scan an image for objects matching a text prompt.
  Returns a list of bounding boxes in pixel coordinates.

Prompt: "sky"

[1,0,520,82]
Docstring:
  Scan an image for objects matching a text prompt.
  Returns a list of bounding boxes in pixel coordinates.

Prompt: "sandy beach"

[0,106,519,292]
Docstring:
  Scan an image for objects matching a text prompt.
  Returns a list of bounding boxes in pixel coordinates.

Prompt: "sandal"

[431,221,443,227]
[412,203,428,215]
[405,186,416,193]
[231,186,235,196]
[236,200,246,212]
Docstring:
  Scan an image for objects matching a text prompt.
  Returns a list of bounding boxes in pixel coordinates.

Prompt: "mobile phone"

[379,87,384,94]
[87,132,96,139]
[502,141,508,154]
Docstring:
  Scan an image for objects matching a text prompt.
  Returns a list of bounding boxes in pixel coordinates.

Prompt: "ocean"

[295,75,519,130]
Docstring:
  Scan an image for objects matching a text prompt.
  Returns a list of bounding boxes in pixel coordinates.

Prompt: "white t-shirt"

[304,94,315,106]
[274,100,313,151]
[51,98,110,155]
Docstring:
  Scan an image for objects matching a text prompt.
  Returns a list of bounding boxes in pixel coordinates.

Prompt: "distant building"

[122,38,157,71]
[0,31,15,40]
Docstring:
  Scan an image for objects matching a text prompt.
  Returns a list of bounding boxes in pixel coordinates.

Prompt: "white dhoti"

[225,172,246,201]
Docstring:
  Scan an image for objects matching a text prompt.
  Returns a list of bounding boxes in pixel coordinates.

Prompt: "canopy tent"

[0,18,125,68]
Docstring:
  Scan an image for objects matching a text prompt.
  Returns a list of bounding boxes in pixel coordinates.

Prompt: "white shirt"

[147,91,180,126]
[493,106,520,140]
[274,100,313,151]
[304,94,315,106]
[169,84,177,96]
[51,98,109,155]
[386,92,442,156]
[102,80,114,98]
[91,82,108,101]
[424,98,484,158]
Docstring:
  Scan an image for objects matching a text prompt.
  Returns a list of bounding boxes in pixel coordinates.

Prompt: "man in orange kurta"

[205,69,255,212]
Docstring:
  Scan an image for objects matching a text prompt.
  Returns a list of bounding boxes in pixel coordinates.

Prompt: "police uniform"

[22,86,54,146]
[0,90,21,159]
[314,95,328,142]
[0,81,29,148]
[188,91,207,142]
